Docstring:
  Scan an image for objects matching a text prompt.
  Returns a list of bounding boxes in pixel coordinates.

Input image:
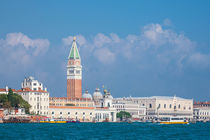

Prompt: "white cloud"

[189,53,210,67]
[94,48,115,64]
[0,33,50,74]
[5,32,49,56]
[93,33,112,47]
[62,21,210,70]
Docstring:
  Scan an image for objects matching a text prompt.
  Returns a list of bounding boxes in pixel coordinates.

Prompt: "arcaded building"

[114,96,193,119]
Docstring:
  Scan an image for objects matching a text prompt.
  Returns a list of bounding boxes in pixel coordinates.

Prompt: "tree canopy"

[0,88,31,114]
[116,111,131,120]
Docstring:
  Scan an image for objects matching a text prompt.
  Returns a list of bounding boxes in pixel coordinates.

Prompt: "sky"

[0,0,210,101]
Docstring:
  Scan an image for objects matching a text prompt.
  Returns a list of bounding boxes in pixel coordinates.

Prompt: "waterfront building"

[193,101,210,121]
[17,77,49,115]
[49,89,117,122]
[194,101,210,108]
[193,108,210,121]
[48,106,95,122]
[112,100,146,119]
[49,97,94,107]
[17,88,49,115]
[67,37,82,98]
[95,107,116,122]
[49,38,116,122]
[94,89,117,122]
[114,96,193,120]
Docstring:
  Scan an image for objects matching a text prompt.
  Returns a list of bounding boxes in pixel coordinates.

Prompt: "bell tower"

[67,37,82,98]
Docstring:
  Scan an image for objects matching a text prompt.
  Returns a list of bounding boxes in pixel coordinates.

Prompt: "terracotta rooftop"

[0,88,16,92]
[49,106,95,110]
[49,97,92,101]
[16,88,48,93]
[194,101,210,104]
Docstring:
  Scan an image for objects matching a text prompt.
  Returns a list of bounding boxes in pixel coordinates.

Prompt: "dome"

[82,90,92,99]
[103,90,113,99]
[93,88,103,100]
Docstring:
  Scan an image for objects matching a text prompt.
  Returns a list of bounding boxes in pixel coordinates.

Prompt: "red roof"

[49,105,95,110]
[16,88,48,93]
[49,97,91,101]
[0,88,16,92]
[194,101,210,105]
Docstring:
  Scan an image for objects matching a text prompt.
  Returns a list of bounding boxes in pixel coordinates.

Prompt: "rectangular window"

[33,83,37,86]
[149,104,152,108]
[33,88,37,91]
[69,70,74,74]
[76,70,80,74]
[37,103,39,109]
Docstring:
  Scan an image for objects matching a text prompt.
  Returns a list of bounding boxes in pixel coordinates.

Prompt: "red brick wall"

[67,79,82,98]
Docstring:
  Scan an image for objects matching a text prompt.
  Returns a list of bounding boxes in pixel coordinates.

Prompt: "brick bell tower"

[67,37,82,98]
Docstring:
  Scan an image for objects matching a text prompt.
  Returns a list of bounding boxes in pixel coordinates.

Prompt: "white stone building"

[48,106,95,122]
[112,100,146,119]
[93,89,117,122]
[21,76,46,91]
[114,96,193,120]
[17,77,49,115]
[194,108,210,121]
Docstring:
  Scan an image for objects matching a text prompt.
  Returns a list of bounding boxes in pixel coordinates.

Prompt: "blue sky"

[0,0,210,100]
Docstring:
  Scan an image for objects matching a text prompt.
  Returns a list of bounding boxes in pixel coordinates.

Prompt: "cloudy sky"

[0,1,210,100]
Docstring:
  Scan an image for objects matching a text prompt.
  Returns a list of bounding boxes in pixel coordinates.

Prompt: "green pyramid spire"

[68,37,81,60]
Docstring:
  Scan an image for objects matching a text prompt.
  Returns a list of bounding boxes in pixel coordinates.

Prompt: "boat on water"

[3,117,31,123]
[66,120,80,123]
[159,117,189,124]
[40,119,67,123]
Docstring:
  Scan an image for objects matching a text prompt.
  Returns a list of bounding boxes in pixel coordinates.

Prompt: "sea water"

[0,122,209,139]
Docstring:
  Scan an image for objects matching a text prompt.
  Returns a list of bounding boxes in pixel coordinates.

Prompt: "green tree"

[0,94,11,110]
[117,111,131,121]
[0,88,31,114]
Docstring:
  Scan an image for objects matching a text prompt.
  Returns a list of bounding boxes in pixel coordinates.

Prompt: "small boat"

[159,117,189,124]
[66,120,80,123]
[40,119,66,123]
